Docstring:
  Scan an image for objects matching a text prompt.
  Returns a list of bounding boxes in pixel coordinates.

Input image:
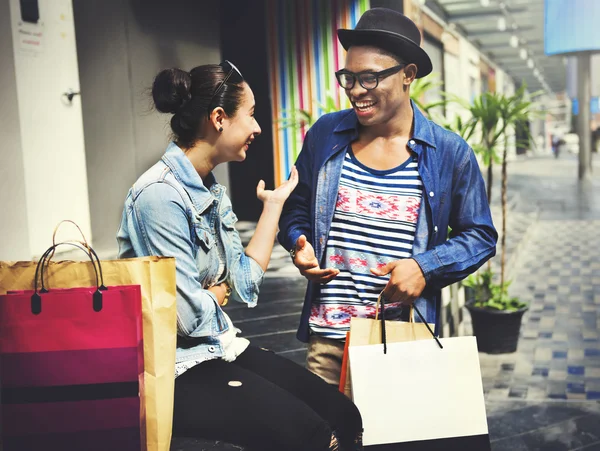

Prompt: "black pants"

[173,346,363,451]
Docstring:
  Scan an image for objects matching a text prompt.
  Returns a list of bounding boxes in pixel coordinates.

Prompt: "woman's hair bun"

[152,68,192,114]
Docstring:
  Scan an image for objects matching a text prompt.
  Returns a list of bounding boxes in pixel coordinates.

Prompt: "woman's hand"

[207,282,230,306]
[244,166,299,271]
[256,166,299,207]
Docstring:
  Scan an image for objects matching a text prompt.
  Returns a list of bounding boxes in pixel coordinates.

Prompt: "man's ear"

[403,64,418,86]
[210,107,227,133]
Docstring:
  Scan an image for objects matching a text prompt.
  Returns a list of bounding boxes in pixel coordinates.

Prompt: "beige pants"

[306,335,346,386]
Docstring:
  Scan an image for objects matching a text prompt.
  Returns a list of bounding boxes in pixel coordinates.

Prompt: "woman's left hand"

[256,166,299,206]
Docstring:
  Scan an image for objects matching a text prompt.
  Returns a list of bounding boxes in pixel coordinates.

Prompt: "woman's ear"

[210,107,226,133]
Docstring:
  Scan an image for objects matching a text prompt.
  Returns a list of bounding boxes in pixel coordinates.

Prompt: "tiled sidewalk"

[472,155,600,450]
[478,219,600,402]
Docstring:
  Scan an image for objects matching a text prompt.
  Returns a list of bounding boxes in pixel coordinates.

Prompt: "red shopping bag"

[0,243,144,451]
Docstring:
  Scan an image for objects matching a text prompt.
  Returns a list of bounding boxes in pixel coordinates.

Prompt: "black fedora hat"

[337,8,432,78]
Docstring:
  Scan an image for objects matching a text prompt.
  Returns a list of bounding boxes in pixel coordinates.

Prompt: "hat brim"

[337,29,432,78]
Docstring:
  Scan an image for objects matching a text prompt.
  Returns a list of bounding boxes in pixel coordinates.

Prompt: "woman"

[117,61,363,451]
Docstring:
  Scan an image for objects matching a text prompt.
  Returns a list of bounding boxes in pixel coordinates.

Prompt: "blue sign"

[572,97,600,115]
[545,0,600,55]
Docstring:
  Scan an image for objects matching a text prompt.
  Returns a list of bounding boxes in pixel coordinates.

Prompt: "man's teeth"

[355,101,375,109]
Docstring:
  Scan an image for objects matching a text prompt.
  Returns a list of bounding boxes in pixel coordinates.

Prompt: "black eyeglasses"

[335,64,406,90]
[209,60,244,107]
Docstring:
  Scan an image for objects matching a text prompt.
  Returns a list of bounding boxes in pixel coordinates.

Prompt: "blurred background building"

[1,0,598,260]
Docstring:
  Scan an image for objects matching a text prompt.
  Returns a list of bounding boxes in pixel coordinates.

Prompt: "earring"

[218,127,223,132]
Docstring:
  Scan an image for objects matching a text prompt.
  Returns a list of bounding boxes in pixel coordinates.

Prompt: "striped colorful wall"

[267,0,371,185]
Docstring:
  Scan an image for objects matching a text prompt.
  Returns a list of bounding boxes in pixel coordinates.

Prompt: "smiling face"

[343,46,414,127]
[218,82,261,163]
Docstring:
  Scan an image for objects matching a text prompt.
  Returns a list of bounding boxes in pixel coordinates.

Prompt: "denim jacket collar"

[332,100,437,149]
[161,142,217,215]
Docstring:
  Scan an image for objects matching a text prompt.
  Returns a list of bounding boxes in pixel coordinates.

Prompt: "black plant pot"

[465,302,528,354]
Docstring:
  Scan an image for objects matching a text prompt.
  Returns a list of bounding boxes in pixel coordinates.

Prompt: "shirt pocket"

[194,224,214,253]
[193,224,215,285]
[220,209,246,275]
[221,209,238,231]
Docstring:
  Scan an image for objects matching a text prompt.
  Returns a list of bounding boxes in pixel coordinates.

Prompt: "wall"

[567,54,600,99]
[266,0,370,186]
[566,55,600,138]
[442,33,462,124]
[8,0,91,258]
[219,0,275,221]
[370,0,403,10]
[459,38,482,111]
[422,35,445,118]
[0,0,30,260]
[73,0,223,253]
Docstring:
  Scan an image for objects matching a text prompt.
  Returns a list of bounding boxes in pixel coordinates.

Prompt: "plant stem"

[500,133,508,287]
[487,159,493,204]
[486,131,494,205]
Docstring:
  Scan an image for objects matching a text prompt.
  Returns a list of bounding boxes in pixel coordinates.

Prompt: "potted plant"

[496,85,541,287]
[453,85,540,353]
[463,269,528,353]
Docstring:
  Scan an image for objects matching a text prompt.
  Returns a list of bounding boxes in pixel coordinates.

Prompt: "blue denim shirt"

[278,102,497,342]
[117,142,264,365]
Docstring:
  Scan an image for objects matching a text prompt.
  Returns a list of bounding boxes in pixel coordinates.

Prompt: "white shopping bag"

[349,336,491,449]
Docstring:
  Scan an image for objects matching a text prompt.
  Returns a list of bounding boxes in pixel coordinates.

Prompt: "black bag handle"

[40,220,106,291]
[379,293,388,354]
[40,241,107,291]
[31,242,107,315]
[377,293,443,354]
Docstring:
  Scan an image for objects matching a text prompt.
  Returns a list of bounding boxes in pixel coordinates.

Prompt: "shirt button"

[320,206,324,214]
[208,346,216,353]
[320,237,324,245]
[429,191,434,197]
[434,226,438,233]
[409,140,415,146]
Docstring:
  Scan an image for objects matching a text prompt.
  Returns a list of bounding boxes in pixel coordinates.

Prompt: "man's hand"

[370,258,426,304]
[293,235,339,283]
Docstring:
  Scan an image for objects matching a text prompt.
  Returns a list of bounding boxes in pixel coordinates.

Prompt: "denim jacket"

[117,142,264,365]
[278,102,497,342]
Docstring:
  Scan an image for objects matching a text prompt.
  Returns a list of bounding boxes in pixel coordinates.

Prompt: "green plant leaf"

[464,268,527,311]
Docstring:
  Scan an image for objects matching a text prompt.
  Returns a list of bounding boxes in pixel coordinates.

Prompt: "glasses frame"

[208,60,244,109]
[335,63,406,90]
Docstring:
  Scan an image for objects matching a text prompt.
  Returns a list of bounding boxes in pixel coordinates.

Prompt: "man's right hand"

[292,235,339,283]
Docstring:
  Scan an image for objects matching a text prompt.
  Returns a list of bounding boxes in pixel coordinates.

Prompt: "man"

[278,8,497,385]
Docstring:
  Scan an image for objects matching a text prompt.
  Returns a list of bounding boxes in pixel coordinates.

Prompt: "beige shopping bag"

[339,295,435,399]
[0,254,177,451]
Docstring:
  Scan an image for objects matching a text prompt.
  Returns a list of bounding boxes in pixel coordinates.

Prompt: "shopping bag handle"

[379,293,388,354]
[48,220,91,259]
[41,220,99,292]
[39,240,107,292]
[31,242,107,315]
[377,292,443,353]
[375,296,415,322]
